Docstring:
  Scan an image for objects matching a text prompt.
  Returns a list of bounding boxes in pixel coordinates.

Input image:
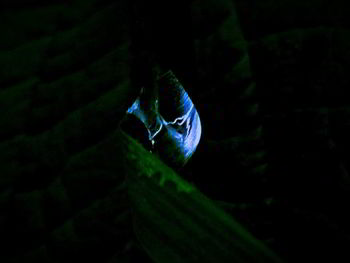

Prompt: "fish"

[124,70,202,168]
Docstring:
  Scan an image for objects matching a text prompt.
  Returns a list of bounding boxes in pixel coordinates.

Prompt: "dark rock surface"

[1,0,350,262]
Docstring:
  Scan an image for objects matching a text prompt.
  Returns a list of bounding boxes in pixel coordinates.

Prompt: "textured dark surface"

[1,0,350,262]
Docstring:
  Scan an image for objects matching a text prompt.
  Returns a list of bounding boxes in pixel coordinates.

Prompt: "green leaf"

[121,131,284,263]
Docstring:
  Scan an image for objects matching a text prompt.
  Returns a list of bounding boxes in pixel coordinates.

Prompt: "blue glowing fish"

[125,70,201,168]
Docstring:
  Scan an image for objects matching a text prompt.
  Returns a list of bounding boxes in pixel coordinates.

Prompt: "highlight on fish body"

[123,70,202,168]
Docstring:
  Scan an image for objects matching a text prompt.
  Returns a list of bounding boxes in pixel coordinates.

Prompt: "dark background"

[1,0,350,262]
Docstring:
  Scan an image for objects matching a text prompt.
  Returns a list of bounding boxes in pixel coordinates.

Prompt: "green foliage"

[122,131,284,263]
